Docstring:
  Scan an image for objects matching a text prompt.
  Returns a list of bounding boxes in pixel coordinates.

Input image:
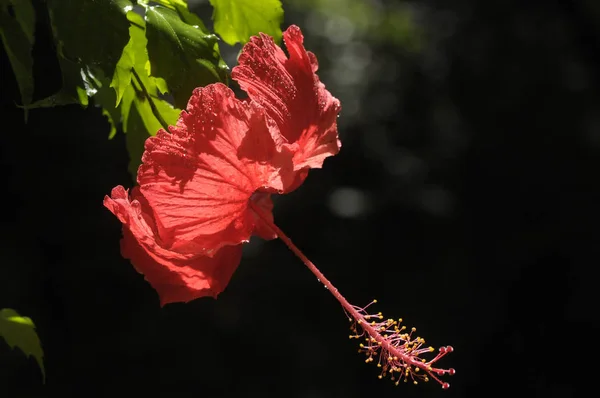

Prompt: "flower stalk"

[248,201,455,388]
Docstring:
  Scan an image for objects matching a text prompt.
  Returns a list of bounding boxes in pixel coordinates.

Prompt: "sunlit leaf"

[209,0,283,45]
[120,82,181,179]
[149,0,209,31]
[103,108,118,138]
[0,309,45,382]
[0,0,35,118]
[112,10,182,179]
[121,83,180,179]
[124,101,152,180]
[152,96,181,129]
[110,33,135,107]
[93,76,121,139]
[144,4,228,109]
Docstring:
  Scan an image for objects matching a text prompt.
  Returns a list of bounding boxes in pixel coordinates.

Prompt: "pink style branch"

[104,25,454,388]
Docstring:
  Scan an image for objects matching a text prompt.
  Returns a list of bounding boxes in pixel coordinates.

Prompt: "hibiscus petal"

[121,230,242,306]
[104,186,243,305]
[137,83,294,254]
[232,25,342,174]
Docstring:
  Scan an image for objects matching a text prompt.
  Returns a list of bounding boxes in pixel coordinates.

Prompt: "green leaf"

[93,76,121,139]
[45,0,132,78]
[150,0,209,31]
[144,4,228,109]
[126,81,180,140]
[103,108,118,139]
[5,0,34,41]
[110,36,134,107]
[124,101,151,180]
[151,95,181,130]
[121,85,180,180]
[209,0,283,45]
[120,80,181,180]
[29,0,133,109]
[0,0,36,118]
[26,51,90,108]
[112,10,182,179]
[0,309,45,382]
[111,10,147,107]
[29,0,132,109]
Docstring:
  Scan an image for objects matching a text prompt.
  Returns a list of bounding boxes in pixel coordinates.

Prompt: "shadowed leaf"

[0,0,35,119]
[46,0,132,77]
[26,51,89,108]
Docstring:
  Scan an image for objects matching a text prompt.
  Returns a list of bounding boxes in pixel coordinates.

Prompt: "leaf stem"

[131,68,170,132]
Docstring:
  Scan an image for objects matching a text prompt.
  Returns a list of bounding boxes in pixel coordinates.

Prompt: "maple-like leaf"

[105,26,340,305]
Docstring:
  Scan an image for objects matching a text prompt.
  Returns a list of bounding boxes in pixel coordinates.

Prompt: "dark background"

[1,0,598,396]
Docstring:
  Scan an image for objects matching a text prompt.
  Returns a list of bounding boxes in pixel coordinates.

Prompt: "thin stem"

[131,68,170,132]
[248,201,452,385]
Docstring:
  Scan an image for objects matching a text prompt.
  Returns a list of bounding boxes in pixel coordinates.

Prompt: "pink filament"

[249,201,454,388]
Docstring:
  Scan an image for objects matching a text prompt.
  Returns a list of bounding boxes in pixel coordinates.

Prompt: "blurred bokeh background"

[1,0,598,396]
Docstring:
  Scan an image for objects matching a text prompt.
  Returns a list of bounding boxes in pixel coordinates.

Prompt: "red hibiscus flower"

[105,25,454,388]
[104,26,340,305]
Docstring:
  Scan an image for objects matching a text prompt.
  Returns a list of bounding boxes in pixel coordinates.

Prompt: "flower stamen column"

[249,201,455,388]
